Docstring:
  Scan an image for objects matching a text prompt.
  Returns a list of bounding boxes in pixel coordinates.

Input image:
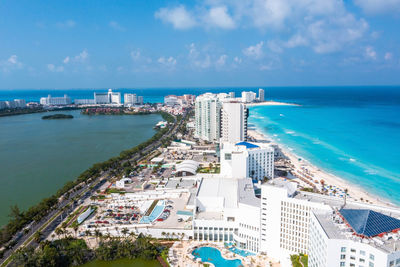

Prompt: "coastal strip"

[245,100,300,107]
[247,128,395,208]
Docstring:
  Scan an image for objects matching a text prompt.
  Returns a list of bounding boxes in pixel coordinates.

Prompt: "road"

[0,110,188,266]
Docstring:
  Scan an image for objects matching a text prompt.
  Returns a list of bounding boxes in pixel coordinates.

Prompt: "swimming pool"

[140,200,165,224]
[192,247,243,267]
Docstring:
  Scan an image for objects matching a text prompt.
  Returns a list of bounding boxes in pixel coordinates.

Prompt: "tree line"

[11,234,165,267]
[0,111,177,254]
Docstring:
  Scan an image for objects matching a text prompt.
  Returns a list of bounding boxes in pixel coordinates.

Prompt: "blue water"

[192,247,243,267]
[248,87,400,204]
[1,86,400,204]
[140,200,165,224]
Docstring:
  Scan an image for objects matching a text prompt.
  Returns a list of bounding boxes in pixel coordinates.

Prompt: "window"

[340,263,345,267]
[369,254,374,261]
[360,250,365,256]
[341,255,346,260]
[389,261,394,266]
[351,248,356,253]
[368,263,374,267]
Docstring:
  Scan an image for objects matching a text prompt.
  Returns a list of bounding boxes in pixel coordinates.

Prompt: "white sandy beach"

[246,100,300,107]
[248,129,396,208]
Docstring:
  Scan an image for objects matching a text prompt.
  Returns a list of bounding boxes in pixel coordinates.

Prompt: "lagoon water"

[0,110,160,225]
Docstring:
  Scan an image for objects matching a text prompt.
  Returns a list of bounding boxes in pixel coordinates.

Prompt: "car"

[178,218,183,222]
[156,218,164,221]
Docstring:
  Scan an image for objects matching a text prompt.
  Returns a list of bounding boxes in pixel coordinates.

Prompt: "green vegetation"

[0,107,45,117]
[12,234,164,267]
[300,187,314,193]
[290,253,308,267]
[145,200,159,216]
[42,114,74,120]
[0,111,179,252]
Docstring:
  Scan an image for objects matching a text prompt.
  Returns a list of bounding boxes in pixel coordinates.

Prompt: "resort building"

[241,91,257,103]
[258,88,265,102]
[74,99,95,105]
[193,177,261,253]
[220,102,248,143]
[40,94,72,106]
[194,93,223,142]
[220,141,274,181]
[94,89,121,105]
[124,93,143,106]
[309,209,400,267]
[0,99,26,109]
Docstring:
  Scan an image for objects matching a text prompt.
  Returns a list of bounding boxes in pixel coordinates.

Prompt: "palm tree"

[94,229,102,242]
[85,230,92,237]
[129,231,136,240]
[55,228,63,239]
[34,231,43,243]
[161,232,166,239]
[122,227,129,238]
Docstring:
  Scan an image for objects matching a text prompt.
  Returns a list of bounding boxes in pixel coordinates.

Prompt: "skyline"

[1,0,400,89]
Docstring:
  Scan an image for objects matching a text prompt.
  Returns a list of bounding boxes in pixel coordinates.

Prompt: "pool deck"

[167,241,281,267]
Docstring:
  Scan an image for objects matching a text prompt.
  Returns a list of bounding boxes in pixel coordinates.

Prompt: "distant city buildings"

[94,89,121,105]
[241,91,257,103]
[164,94,195,107]
[0,99,26,109]
[40,94,72,106]
[124,93,143,106]
[258,88,265,102]
[220,141,274,181]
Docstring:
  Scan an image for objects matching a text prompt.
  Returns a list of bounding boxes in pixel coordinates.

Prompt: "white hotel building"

[94,89,121,105]
[187,174,400,266]
[220,141,274,181]
[220,102,248,143]
[40,94,72,106]
[194,93,229,142]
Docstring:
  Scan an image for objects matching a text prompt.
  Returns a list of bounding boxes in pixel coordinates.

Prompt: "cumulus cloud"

[354,0,400,15]
[384,52,393,60]
[205,6,235,29]
[63,56,70,64]
[243,42,264,59]
[73,49,89,63]
[365,46,377,60]
[158,56,177,68]
[285,34,309,48]
[47,64,64,72]
[0,55,23,72]
[267,40,283,53]
[109,21,126,31]
[188,43,212,69]
[216,54,228,67]
[155,5,196,30]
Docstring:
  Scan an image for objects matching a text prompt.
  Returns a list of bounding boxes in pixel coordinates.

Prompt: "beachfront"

[247,129,395,208]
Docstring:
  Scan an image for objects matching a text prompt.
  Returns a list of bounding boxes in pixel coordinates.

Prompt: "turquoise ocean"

[1,86,400,210]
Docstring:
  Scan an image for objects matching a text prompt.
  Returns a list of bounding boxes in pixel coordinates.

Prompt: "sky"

[0,0,400,89]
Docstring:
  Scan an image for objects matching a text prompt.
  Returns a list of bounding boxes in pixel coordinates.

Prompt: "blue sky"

[0,0,399,89]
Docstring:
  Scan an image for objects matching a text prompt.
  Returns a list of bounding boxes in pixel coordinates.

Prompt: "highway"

[0,110,188,267]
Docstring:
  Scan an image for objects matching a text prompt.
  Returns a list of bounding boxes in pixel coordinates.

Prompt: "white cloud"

[0,55,23,72]
[285,34,308,48]
[158,56,177,68]
[63,56,70,64]
[384,52,393,60]
[267,40,283,53]
[216,54,228,67]
[130,50,141,61]
[188,43,212,69]
[155,6,196,30]
[354,0,400,15]
[73,49,89,63]
[365,46,377,60]
[205,6,235,29]
[47,64,64,72]
[109,21,126,31]
[234,56,242,64]
[243,41,264,59]
[56,20,76,28]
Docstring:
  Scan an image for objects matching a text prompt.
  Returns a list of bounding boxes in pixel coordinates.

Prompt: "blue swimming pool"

[192,247,243,267]
[140,200,165,224]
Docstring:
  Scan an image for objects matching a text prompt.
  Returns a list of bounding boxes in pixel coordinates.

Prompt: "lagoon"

[0,110,161,225]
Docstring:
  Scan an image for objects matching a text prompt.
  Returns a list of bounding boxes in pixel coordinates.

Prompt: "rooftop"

[235,141,260,149]
[339,209,400,238]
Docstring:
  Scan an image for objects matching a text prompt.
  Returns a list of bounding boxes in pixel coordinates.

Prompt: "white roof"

[151,157,164,163]
[175,160,199,174]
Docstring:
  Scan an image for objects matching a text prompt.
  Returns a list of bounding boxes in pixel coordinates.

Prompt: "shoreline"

[245,100,300,107]
[247,128,396,208]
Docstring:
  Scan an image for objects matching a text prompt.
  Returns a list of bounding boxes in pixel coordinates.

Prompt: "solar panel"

[339,209,400,237]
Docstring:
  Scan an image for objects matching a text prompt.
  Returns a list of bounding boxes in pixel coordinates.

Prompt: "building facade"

[241,91,257,103]
[40,94,72,106]
[195,93,223,142]
[220,142,274,181]
[258,88,265,102]
[220,102,248,143]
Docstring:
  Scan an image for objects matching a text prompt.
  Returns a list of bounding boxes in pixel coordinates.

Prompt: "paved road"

[0,110,189,266]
